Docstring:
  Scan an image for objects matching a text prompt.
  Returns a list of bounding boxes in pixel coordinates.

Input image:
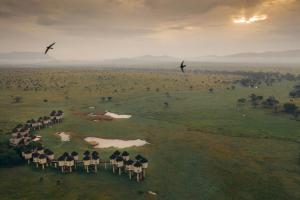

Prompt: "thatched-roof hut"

[109,154,117,173]
[65,156,75,172]
[140,158,148,178]
[116,156,124,175]
[125,159,134,179]
[83,156,91,173]
[37,146,44,154]
[38,154,47,170]
[113,150,121,156]
[23,149,33,164]
[83,150,90,157]
[133,161,143,182]
[71,151,79,160]
[58,155,66,173]
[91,155,100,172]
[45,149,54,161]
[32,152,40,168]
[121,151,130,161]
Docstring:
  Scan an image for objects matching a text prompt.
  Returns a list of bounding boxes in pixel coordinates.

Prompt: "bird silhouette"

[45,42,56,54]
[180,61,186,73]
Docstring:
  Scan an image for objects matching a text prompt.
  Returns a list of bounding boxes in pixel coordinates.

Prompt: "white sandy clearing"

[84,137,148,149]
[104,111,131,119]
[56,132,70,142]
[33,135,42,142]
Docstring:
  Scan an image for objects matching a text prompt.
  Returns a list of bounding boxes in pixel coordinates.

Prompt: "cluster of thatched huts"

[9,110,64,146]
[13,110,149,182]
[21,147,149,182]
[109,150,148,182]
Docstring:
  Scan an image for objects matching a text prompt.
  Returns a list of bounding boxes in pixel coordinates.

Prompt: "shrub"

[0,142,23,167]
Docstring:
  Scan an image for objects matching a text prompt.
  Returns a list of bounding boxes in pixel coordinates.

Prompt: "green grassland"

[0,68,299,200]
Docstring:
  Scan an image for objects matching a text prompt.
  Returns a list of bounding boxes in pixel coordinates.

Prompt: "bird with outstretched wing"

[180,61,186,73]
[45,42,56,54]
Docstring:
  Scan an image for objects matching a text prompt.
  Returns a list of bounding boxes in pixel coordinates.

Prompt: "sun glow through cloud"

[233,15,268,24]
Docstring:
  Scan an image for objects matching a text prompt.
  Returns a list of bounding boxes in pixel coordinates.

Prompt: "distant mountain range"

[0,49,299,66]
[226,49,300,58]
[192,49,300,63]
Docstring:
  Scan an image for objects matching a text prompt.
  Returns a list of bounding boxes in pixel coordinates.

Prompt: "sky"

[0,0,299,60]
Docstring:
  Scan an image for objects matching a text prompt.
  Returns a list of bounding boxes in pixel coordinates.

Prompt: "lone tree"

[248,94,263,107]
[262,96,279,109]
[283,103,298,117]
[237,98,246,104]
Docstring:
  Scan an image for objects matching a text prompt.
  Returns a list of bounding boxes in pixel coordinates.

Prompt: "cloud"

[0,0,299,59]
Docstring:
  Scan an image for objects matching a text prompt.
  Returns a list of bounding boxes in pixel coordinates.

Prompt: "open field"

[0,68,299,200]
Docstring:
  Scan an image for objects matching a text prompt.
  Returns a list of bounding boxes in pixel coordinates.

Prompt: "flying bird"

[180,61,186,73]
[45,42,56,54]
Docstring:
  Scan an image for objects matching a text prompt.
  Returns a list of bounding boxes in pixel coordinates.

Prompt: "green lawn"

[0,69,299,200]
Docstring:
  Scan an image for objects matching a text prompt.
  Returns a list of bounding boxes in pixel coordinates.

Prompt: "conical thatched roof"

[116,156,123,162]
[134,161,142,167]
[16,124,23,128]
[50,110,57,116]
[24,149,32,154]
[92,154,99,160]
[57,110,64,115]
[63,152,69,157]
[121,151,129,156]
[43,116,50,120]
[66,156,74,161]
[113,150,121,156]
[125,159,134,165]
[92,151,99,156]
[37,146,44,151]
[140,157,148,163]
[39,154,47,159]
[83,150,90,156]
[45,149,54,155]
[83,156,91,161]
[32,152,39,158]
[71,151,78,156]
[109,154,116,160]
[58,155,65,161]
[135,155,144,161]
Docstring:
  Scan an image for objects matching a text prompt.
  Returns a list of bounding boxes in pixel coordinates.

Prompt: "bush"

[283,103,298,114]
[0,142,23,167]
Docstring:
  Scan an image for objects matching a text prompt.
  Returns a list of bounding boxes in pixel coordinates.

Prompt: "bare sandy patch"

[56,132,70,142]
[104,112,131,119]
[84,137,148,149]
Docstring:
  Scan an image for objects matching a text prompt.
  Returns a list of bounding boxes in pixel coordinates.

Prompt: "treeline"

[234,72,300,88]
[289,83,300,98]
[238,94,299,118]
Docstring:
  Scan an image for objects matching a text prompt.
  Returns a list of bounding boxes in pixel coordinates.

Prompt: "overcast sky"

[0,0,299,60]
